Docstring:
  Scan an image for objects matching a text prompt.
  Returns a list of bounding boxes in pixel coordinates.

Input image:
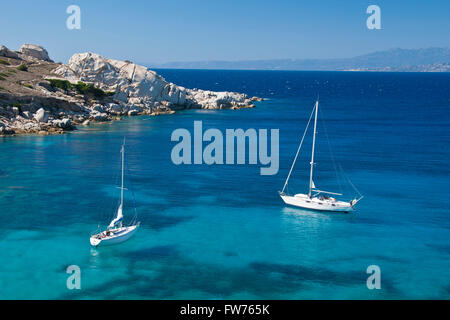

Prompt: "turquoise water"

[0,70,449,299]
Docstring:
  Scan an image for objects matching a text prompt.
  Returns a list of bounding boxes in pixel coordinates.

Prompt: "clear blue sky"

[1,0,448,64]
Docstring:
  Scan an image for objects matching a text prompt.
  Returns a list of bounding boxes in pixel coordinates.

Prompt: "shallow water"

[0,70,449,299]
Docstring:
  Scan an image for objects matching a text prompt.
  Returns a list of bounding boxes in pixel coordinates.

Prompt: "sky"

[1,0,449,64]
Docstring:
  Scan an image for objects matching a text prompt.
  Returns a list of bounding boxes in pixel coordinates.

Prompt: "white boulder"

[52,118,71,129]
[22,111,32,119]
[188,90,251,109]
[19,44,53,62]
[91,112,108,121]
[34,108,48,123]
[12,106,20,116]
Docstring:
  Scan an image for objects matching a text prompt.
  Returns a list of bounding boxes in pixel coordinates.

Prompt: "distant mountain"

[151,48,450,72]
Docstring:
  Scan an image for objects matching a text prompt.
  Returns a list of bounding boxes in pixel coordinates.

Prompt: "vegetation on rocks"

[47,79,114,99]
[17,64,28,71]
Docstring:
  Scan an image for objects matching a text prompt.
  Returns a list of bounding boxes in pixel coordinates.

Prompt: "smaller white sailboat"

[90,140,140,247]
[279,100,363,212]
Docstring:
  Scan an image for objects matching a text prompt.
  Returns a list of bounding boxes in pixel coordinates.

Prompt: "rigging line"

[129,173,138,225]
[131,190,138,225]
[104,152,121,226]
[124,142,138,226]
[338,163,362,198]
[114,150,122,218]
[318,106,343,195]
[111,148,123,224]
[281,103,316,194]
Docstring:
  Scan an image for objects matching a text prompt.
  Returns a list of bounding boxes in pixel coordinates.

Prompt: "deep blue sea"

[1,70,449,299]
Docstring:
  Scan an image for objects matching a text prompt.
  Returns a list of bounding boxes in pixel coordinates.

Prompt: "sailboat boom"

[312,189,343,196]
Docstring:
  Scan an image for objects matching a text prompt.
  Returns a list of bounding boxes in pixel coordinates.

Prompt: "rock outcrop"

[53,52,255,112]
[19,44,53,62]
[0,44,260,136]
[0,45,19,59]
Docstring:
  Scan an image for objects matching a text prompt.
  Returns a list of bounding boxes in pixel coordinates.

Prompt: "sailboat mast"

[308,100,319,198]
[121,142,124,207]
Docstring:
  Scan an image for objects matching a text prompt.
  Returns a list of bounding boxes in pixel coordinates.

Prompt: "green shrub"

[73,81,107,98]
[47,79,113,99]
[0,76,5,81]
[48,79,71,90]
[17,64,28,71]
[0,72,8,77]
[23,83,33,89]
[7,69,16,74]
[0,59,10,65]
[12,102,22,108]
[0,86,4,91]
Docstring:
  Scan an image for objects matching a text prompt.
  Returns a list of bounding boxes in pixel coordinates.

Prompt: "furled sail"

[311,180,316,189]
[108,204,123,229]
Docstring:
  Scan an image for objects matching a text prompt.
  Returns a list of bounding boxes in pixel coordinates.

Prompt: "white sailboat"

[279,100,363,212]
[90,140,140,247]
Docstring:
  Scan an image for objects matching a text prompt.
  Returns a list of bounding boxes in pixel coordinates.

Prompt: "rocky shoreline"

[0,44,262,136]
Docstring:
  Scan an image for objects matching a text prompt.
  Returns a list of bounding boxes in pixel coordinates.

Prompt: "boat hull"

[280,194,353,212]
[90,225,139,247]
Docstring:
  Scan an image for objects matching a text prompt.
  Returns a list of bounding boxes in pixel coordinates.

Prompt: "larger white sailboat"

[279,100,363,212]
[90,139,140,247]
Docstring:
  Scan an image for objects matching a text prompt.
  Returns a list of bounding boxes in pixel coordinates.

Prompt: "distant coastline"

[150,47,450,72]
